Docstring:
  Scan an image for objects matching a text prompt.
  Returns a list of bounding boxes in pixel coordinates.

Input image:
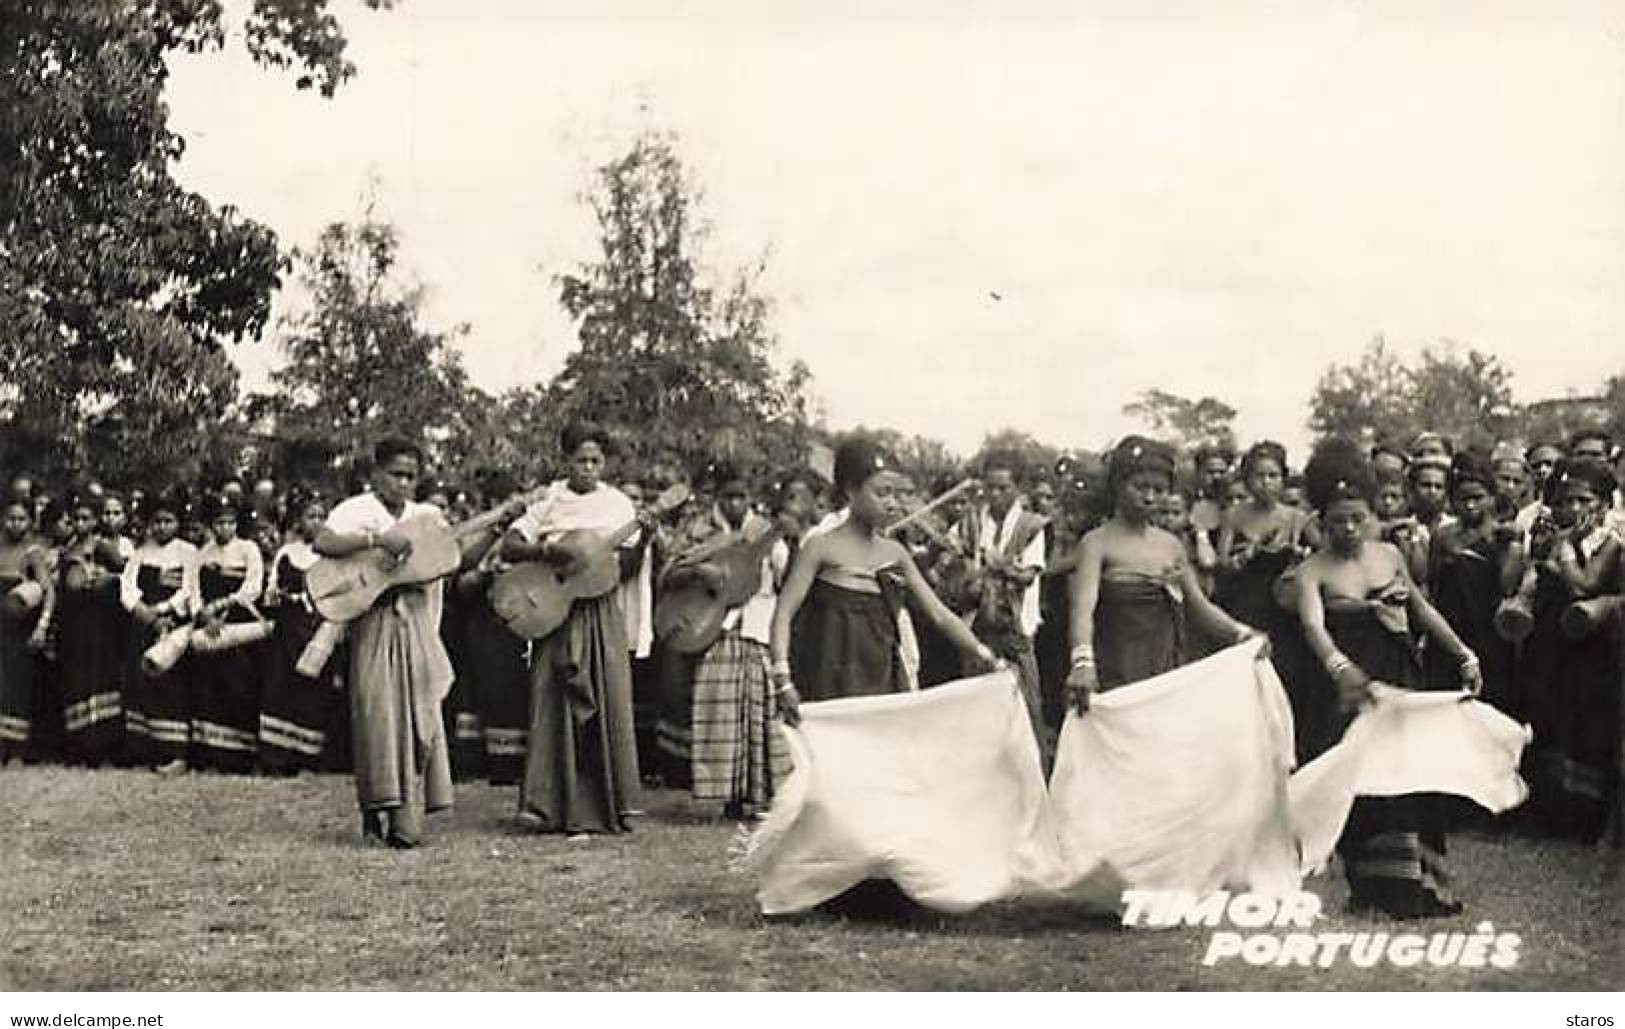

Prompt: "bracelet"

[364,529,377,550]
[1324,651,1353,677]
[773,684,795,697]
[1232,625,1255,643]
[1069,643,1096,668]
[1458,652,1480,669]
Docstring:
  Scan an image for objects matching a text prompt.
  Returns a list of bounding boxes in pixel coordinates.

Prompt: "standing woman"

[503,423,645,835]
[0,498,50,761]
[119,490,199,773]
[56,494,128,765]
[317,438,464,848]
[1215,441,1313,632]
[1294,438,1484,917]
[1065,437,1260,710]
[1424,452,1517,713]
[26,499,74,762]
[771,439,1000,721]
[257,487,333,775]
[189,494,265,772]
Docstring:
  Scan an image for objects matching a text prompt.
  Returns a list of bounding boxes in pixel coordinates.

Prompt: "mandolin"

[306,486,548,623]
[654,516,783,654]
[489,483,690,640]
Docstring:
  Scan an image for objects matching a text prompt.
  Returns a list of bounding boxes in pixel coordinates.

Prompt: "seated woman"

[1065,436,1261,709]
[1294,437,1484,918]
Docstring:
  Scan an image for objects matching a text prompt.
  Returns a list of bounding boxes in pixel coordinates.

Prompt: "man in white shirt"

[956,452,1052,765]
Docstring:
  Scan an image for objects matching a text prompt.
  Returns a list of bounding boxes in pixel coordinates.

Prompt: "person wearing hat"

[119,488,200,774]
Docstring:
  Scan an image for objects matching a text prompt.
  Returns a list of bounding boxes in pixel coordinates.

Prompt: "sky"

[164,1,1625,461]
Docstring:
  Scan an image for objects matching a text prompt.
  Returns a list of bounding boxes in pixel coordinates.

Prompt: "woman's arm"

[1551,533,1620,597]
[767,534,825,725]
[894,543,995,663]
[1396,543,1481,691]
[1181,551,1255,643]
[1064,532,1105,712]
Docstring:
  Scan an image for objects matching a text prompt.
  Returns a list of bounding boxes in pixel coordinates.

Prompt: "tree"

[257,215,481,487]
[0,0,391,485]
[1122,389,1238,452]
[543,131,817,482]
[1307,337,1519,450]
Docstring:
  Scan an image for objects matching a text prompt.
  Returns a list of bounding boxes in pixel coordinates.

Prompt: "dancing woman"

[1294,438,1484,917]
[1065,437,1261,711]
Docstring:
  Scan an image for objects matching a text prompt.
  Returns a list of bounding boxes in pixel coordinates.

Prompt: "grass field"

[1,765,1618,992]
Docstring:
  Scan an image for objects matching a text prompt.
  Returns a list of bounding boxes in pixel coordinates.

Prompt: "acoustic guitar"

[654,516,783,654]
[306,486,548,623]
[489,483,690,640]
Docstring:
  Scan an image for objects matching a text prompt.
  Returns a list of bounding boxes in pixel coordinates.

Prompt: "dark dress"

[0,569,39,759]
[1518,535,1621,842]
[519,593,641,834]
[1316,581,1461,917]
[437,581,486,782]
[790,572,910,701]
[190,565,263,772]
[122,560,192,766]
[1426,533,1515,712]
[257,550,334,773]
[462,591,530,785]
[56,546,127,764]
[1094,573,1186,691]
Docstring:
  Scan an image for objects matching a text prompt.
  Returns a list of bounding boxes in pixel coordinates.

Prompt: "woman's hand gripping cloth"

[1047,638,1303,911]
[1288,686,1531,875]
[734,669,1066,915]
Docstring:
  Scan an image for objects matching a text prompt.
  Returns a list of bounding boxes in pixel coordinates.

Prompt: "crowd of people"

[0,420,1619,909]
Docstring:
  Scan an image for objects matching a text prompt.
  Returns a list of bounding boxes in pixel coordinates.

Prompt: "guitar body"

[488,483,691,641]
[488,530,621,640]
[655,529,778,654]
[306,514,461,623]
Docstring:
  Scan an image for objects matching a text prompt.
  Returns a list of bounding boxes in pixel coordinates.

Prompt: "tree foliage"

[1122,389,1238,453]
[528,132,818,483]
[1307,336,1518,451]
[0,0,389,485]
[255,215,483,488]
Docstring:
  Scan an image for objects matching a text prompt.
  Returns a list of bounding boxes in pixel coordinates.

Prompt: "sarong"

[690,632,791,812]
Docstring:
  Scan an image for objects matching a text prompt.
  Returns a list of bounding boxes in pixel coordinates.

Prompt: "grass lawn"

[1,765,1618,991]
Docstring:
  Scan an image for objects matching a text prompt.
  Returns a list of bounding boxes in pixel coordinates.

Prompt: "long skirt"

[438,593,485,782]
[1427,543,1515,712]
[0,579,38,759]
[349,603,453,842]
[519,594,640,834]
[1323,608,1461,916]
[653,641,699,788]
[1520,575,1620,842]
[189,633,263,773]
[57,584,126,763]
[123,620,191,766]
[690,632,791,813]
[790,579,907,702]
[257,606,332,773]
[463,598,529,785]
[1094,576,1185,691]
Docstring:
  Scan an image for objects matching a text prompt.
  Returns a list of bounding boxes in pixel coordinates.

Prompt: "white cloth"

[1288,687,1531,874]
[324,492,441,535]
[196,537,264,609]
[739,640,1531,916]
[969,501,1046,636]
[738,670,1062,915]
[621,546,655,659]
[120,538,200,616]
[1047,638,1301,908]
[511,480,636,540]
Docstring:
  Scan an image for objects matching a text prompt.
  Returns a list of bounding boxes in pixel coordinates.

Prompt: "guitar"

[489,483,690,640]
[306,486,548,623]
[654,516,783,654]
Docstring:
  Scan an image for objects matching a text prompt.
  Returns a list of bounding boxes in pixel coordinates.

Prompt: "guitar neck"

[451,485,550,541]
